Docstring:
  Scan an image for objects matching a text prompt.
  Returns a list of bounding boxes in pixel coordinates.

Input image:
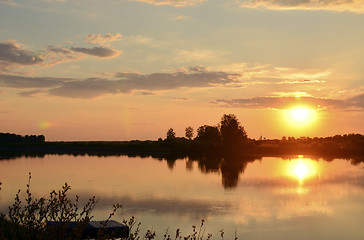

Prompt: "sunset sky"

[0,0,363,141]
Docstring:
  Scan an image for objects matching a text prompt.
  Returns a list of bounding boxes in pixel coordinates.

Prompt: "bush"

[0,173,120,240]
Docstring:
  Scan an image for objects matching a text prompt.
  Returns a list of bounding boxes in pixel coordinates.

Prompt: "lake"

[0,154,363,239]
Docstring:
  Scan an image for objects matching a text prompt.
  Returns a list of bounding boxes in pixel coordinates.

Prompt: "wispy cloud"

[239,0,364,13]
[0,74,68,88]
[44,0,67,2]
[212,93,364,111]
[217,63,330,85]
[172,14,191,20]
[172,97,189,101]
[50,70,239,98]
[139,91,156,96]
[0,0,22,7]
[175,49,217,62]
[0,40,122,71]
[127,35,154,45]
[0,59,336,99]
[70,46,121,58]
[85,33,122,47]
[0,67,238,98]
[44,46,84,66]
[133,0,207,7]
[18,90,45,97]
[49,78,121,98]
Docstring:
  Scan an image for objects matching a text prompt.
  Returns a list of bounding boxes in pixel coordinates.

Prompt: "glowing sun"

[286,106,317,126]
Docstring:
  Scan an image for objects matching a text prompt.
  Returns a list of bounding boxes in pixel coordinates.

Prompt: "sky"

[0,0,363,141]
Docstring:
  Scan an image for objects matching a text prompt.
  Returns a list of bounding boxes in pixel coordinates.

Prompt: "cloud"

[347,93,364,109]
[0,62,339,100]
[175,49,217,62]
[195,63,330,89]
[0,41,122,71]
[172,14,191,20]
[133,0,207,7]
[45,43,122,64]
[0,41,43,71]
[49,71,239,98]
[139,91,156,96]
[0,74,68,88]
[127,35,154,45]
[70,46,121,58]
[0,66,238,98]
[49,78,121,98]
[212,94,364,111]
[85,33,122,46]
[17,90,45,97]
[172,97,189,100]
[0,0,22,7]
[44,0,67,2]
[115,71,239,91]
[44,46,84,66]
[239,0,364,13]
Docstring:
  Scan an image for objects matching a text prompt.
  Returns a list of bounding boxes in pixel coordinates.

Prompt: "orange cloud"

[239,0,364,13]
[85,33,122,46]
[134,0,206,7]
[212,93,364,111]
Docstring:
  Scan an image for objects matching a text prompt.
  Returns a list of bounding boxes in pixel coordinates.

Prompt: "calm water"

[0,155,364,239]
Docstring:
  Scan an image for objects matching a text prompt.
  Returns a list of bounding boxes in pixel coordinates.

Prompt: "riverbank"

[1,134,364,162]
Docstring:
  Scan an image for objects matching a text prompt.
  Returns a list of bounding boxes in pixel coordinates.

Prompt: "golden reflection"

[294,162,308,180]
[287,157,318,186]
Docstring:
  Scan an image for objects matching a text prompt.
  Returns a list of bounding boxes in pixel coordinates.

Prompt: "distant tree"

[0,133,45,143]
[37,135,45,143]
[166,128,176,140]
[196,125,220,143]
[219,114,247,146]
[185,126,194,140]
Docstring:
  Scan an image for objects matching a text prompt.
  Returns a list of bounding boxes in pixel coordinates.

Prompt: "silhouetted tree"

[219,114,247,147]
[185,126,194,140]
[195,125,220,143]
[166,128,176,140]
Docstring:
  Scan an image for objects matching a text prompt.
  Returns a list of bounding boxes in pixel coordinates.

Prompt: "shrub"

[0,173,120,240]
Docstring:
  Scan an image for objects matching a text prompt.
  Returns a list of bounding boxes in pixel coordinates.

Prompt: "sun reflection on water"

[294,162,308,180]
[286,157,319,194]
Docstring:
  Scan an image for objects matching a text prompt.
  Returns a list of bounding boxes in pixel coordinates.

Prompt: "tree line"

[162,113,364,157]
[164,114,248,147]
[0,133,45,143]
[0,114,363,158]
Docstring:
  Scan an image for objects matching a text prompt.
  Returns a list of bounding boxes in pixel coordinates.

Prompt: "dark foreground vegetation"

[1,114,364,160]
[0,174,226,240]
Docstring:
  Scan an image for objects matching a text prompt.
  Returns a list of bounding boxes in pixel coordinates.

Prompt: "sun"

[285,106,317,126]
